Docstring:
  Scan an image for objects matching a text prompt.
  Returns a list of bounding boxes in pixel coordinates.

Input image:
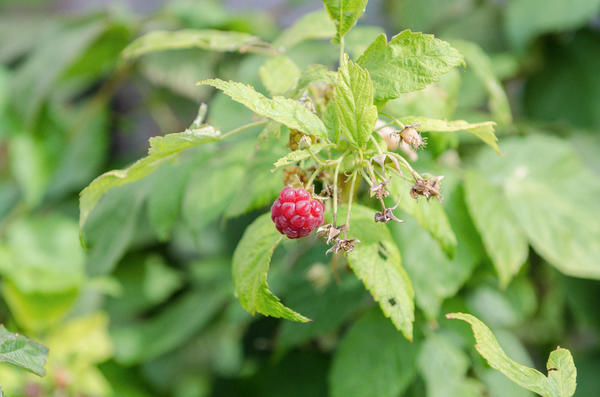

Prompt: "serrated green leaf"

[389,174,457,258]
[272,10,335,51]
[449,40,512,125]
[399,116,499,153]
[199,79,328,140]
[232,213,310,322]
[272,142,334,169]
[333,58,377,147]
[259,55,300,96]
[79,125,220,229]
[323,0,368,41]
[329,308,417,397]
[0,325,48,376]
[121,29,259,59]
[344,205,414,339]
[464,170,528,288]
[357,31,463,103]
[447,312,577,397]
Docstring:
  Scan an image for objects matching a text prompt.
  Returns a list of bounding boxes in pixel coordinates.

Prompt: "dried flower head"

[326,238,360,255]
[288,129,317,150]
[317,223,345,244]
[400,124,426,149]
[410,175,444,201]
[374,208,404,224]
[370,178,391,200]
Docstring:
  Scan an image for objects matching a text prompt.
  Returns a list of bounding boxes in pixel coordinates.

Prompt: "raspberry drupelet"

[271,186,324,239]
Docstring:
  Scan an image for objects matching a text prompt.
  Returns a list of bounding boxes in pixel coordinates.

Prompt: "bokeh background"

[0,0,599,396]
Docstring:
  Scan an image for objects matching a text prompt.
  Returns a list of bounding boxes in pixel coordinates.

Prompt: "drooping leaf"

[357,31,463,103]
[79,125,220,228]
[259,55,301,96]
[344,205,414,339]
[272,10,335,51]
[232,213,310,322]
[464,170,528,288]
[329,308,418,397]
[0,325,48,376]
[322,0,369,41]
[333,58,378,147]
[389,175,457,258]
[447,312,577,397]
[121,29,259,59]
[399,116,499,153]
[505,0,600,49]
[199,79,328,140]
[272,142,334,169]
[450,40,512,125]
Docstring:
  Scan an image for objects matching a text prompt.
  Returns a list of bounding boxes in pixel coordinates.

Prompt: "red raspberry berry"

[271,186,324,239]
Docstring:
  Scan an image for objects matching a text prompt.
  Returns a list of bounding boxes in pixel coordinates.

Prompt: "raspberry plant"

[75,1,583,395]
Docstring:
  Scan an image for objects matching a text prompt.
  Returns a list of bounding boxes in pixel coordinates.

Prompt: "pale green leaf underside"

[121,29,259,59]
[399,116,499,153]
[323,0,369,41]
[199,79,328,140]
[272,142,334,170]
[80,126,220,228]
[0,325,48,376]
[447,313,577,397]
[345,205,414,340]
[272,10,335,51]
[357,31,464,103]
[232,213,310,322]
[334,59,378,147]
[464,170,528,288]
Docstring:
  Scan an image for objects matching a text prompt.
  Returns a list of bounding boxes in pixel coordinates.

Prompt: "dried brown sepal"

[410,175,444,201]
[374,208,404,224]
[317,223,346,244]
[326,238,360,255]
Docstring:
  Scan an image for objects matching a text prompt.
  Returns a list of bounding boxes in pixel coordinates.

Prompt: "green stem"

[370,134,384,155]
[344,170,358,237]
[220,120,267,140]
[306,165,325,188]
[307,146,326,166]
[379,111,405,130]
[386,151,421,180]
[332,153,346,227]
[339,36,345,67]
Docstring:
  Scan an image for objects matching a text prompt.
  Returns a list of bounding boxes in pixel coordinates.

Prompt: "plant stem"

[220,120,267,140]
[339,36,345,67]
[306,165,325,188]
[307,146,325,166]
[386,151,421,180]
[344,170,358,238]
[379,111,405,130]
[370,134,384,155]
[332,153,345,227]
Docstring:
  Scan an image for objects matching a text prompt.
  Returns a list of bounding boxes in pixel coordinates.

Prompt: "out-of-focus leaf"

[505,0,600,48]
[232,213,309,322]
[79,125,220,228]
[333,58,377,147]
[345,26,385,59]
[357,31,463,103]
[0,325,48,376]
[323,0,369,41]
[389,175,457,258]
[418,332,484,397]
[259,55,300,96]
[273,10,335,51]
[121,29,260,59]
[447,313,577,397]
[450,40,512,124]
[399,116,498,153]
[464,170,528,288]
[329,308,418,397]
[344,205,414,339]
[199,79,328,140]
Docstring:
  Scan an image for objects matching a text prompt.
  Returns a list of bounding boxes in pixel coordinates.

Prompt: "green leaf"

[272,10,335,51]
[389,174,457,258]
[79,125,220,228]
[399,116,499,153]
[447,312,577,397]
[344,205,414,339]
[232,213,310,322]
[322,0,369,41]
[121,29,259,59]
[357,31,463,103]
[449,40,512,125]
[259,56,301,96]
[199,79,328,140]
[505,0,600,48]
[329,308,418,397]
[464,170,528,288]
[0,325,48,376]
[272,142,334,169]
[333,58,378,147]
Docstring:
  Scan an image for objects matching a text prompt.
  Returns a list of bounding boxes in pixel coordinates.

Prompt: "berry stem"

[220,119,267,140]
[332,152,347,227]
[307,146,326,166]
[306,165,325,188]
[344,170,358,238]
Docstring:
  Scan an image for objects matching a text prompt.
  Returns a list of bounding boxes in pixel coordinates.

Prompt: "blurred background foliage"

[0,0,599,396]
